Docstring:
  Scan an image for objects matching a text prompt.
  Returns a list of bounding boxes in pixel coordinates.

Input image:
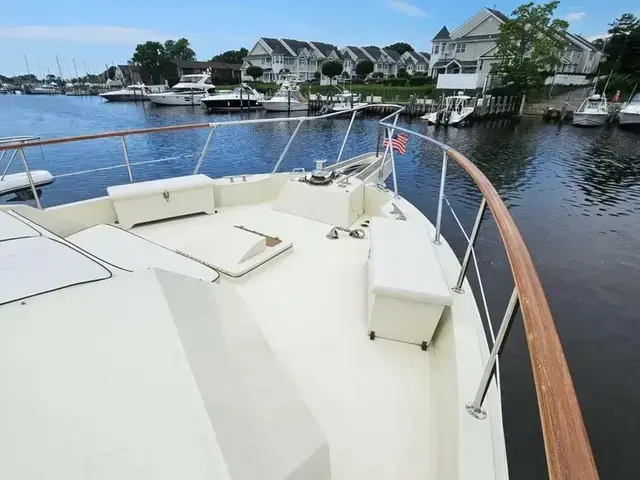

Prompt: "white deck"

[133,203,433,479]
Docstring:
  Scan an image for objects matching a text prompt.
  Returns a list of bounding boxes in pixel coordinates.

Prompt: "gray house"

[429,7,602,90]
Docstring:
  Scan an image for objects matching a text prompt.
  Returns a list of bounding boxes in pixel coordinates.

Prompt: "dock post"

[240,88,243,112]
[518,95,526,116]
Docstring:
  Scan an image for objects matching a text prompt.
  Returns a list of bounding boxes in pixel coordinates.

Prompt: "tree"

[601,14,640,75]
[355,60,374,78]
[314,71,321,80]
[341,71,350,79]
[491,1,569,93]
[397,68,409,78]
[164,38,196,61]
[246,66,263,80]
[372,71,384,79]
[592,38,606,51]
[322,60,343,85]
[383,42,414,55]
[132,41,166,83]
[211,48,248,63]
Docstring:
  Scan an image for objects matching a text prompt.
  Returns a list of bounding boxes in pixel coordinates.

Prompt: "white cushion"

[0,210,40,241]
[68,224,219,282]
[107,174,214,200]
[369,216,452,306]
[0,236,111,305]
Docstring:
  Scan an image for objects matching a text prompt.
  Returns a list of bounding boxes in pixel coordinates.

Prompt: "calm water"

[2,95,639,478]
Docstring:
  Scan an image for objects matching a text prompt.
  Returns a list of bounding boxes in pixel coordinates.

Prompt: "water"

[2,94,639,479]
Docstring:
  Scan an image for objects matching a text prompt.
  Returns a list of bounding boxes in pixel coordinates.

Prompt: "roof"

[565,32,599,52]
[261,37,289,55]
[383,48,401,61]
[346,46,369,60]
[309,41,339,57]
[281,38,312,55]
[487,8,509,22]
[418,52,431,62]
[433,26,450,40]
[361,46,383,60]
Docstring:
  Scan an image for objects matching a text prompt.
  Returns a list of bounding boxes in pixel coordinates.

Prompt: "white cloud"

[564,12,586,21]
[0,26,170,44]
[386,0,427,18]
[586,33,610,42]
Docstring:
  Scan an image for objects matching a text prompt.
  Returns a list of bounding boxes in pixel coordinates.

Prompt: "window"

[204,77,213,84]
[377,63,383,69]
[433,44,440,54]
[455,44,466,53]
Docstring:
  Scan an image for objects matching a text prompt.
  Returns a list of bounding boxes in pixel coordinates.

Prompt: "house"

[167,60,241,85]
[242,38,343,85]
[397,51,430,76]
[429,7,602,91]
[342,46,372,78]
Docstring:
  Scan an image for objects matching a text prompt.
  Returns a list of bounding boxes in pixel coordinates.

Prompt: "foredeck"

[133,203,433,479]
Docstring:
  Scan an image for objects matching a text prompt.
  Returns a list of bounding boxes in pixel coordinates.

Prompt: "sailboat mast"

[56,55,64,81]
[73,59,80,81]
[23,55,32,79]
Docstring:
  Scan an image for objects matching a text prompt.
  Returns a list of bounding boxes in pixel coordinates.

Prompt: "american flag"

[382,133,409,154]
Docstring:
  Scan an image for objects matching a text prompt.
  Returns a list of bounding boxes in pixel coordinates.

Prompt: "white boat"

[261,78,308,112]
[99,84,167,102]
[147,74,216,106]
[0,136,54,198]
[573,94,608,126]
[31,84,61,95]
[200,84,263,112]
[330,86,368,112]
[0,105,597,480]
[618,93,640,128]
[423,94,475,126]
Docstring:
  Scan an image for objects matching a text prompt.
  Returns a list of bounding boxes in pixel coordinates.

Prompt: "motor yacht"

[423,94,475,126]
[99,84,167,102]
[573,93,608,126]
[261,78,308,112]
[200,84,263,112]
[147,74,216,106]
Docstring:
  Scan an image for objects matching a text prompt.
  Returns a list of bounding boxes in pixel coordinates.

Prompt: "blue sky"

[1,0,637,78]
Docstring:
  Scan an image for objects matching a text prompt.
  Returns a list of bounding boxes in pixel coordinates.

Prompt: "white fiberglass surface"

[134,203,433,479]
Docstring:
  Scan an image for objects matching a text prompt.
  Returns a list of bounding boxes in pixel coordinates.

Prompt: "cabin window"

[204,77,213,84]
[433,44,440,54]
[455,44,466,53]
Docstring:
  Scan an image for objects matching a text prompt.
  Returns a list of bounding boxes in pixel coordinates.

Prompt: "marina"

[0,93,639,479]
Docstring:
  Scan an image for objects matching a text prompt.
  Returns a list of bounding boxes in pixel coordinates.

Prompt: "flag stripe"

[382,133,409,154]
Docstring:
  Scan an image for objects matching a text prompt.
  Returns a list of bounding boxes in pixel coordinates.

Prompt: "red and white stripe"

[382,133,409,154]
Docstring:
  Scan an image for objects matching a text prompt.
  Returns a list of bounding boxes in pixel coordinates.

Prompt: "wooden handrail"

[446,148,598,480]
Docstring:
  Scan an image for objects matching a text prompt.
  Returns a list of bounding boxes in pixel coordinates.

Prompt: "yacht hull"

[201,98,262,111]
[147,94,206,106]
[261,100,308,112]
[572,113,607,127]
[618,111,640,127]
[99,93,147,102]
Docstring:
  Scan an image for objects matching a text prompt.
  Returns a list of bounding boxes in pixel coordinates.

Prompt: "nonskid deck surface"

[133,203,433,479]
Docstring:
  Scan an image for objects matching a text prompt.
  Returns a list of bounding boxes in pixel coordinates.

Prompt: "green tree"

[322,60,343,85]
[592,38,606,51]
[383,42,414,55]
[164,38,196,61]
[246,66,263,80]
[355,60,374,78]
[132,41,166,83]
[601,14,640,75]
[397,68,408,78]
[314,71,321,80]
[211,48,248,63]
[491,1,569,93]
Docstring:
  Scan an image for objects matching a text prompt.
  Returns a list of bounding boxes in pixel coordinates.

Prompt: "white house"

[429,8,602,91]
[397,51,431,76]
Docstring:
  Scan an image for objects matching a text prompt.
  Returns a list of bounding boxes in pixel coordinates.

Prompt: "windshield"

[631,93,640,104]
[179,75,204,83]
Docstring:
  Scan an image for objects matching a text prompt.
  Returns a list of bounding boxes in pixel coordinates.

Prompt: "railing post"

[193,126,216,175]
[336,109,358,164]
[434,150,448,244]
[1,149,19,181]
[271,119,304,174]
[120,136,133,183]
[466,288,519,419]
[385,127,399,197]
[453,197,487,293]
[17,148,42,210]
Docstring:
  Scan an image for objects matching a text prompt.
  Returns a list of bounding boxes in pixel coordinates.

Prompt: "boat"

[330,85,368,112]
[147,74,216,106]
[618,93,640,129]
[0,105,598,479]
[200,83,263,112]
[99,84,163,102]
[572,93,608,126]
[422,93,475,126]
[260,78,308,112]
[0,136,54,199]
[30,83,61,95]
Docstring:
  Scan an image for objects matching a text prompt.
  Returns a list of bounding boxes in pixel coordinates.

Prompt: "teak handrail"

[0,106,598,478]
[445,148,598,480]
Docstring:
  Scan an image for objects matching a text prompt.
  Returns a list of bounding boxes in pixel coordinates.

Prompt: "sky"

[0,0,637,78]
